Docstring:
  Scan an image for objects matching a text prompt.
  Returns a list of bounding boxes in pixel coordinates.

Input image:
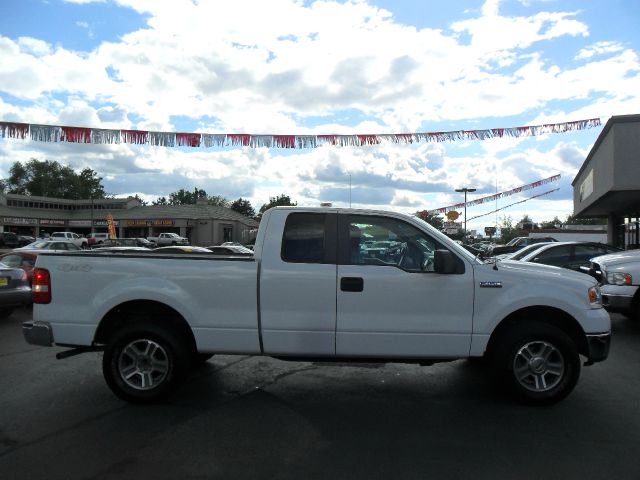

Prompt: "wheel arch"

[485,306,588,358]
[94,300,197,354]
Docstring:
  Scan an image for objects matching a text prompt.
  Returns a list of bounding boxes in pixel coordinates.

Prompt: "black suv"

[0,232,20,248]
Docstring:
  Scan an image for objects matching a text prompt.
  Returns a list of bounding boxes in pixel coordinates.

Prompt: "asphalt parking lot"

[1,308,639,480]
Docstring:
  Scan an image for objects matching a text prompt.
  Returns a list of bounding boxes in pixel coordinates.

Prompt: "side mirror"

[434,249,457,274]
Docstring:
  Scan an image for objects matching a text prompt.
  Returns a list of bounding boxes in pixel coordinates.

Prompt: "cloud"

[575,41,625,60]
[0,0,637,228]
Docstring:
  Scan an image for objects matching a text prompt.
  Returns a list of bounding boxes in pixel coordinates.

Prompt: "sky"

[0,0,639,234]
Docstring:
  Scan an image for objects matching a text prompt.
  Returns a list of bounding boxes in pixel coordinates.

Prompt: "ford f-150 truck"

[583,249,640,320]
[50,231,89,249]
[23,207,611,405]
[147,232,189,247]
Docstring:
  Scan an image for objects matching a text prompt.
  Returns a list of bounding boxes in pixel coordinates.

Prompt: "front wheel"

[493,321,580,405]
[102,322,192,404]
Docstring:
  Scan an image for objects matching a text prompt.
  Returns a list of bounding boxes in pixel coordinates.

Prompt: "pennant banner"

[466,188,561,222]
[0,118,602,149]
[428,174,561,214]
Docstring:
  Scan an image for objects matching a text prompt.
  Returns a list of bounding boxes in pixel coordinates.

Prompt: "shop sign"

[124,219,175,227]
[94,219,120,227]
[40,219,66,226]
[68,220,92,227]
[3,217,39,225]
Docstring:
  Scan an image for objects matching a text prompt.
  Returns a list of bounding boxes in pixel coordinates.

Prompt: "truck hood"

[590,249,640,267]
[491,259,597,288]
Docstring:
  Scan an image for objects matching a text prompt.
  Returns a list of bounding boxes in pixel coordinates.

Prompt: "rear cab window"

[281,213,337,264]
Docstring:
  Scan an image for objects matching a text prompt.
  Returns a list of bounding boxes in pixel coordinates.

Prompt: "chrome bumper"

[22,321,53,347]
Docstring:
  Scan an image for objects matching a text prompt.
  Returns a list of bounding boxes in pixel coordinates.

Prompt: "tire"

[102,322,192,404]
[492,321,580,405]
[193,353,214,367]
[0,308,14,318]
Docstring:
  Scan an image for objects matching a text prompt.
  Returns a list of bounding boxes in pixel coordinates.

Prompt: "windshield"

[411,216,482,265]
[509,242,552,260]
[23,241,51,249]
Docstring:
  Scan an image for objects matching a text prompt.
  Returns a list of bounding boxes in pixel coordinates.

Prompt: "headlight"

[606,271,632,286]
[588,286,602,306]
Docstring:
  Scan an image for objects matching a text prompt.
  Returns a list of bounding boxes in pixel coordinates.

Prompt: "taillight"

[32,268,51,304]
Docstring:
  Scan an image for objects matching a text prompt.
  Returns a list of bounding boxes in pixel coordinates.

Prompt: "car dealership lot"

[1,308,639,480]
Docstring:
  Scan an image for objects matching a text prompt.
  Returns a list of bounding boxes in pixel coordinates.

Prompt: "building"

[572,114,640,248]
[0,193,259,246]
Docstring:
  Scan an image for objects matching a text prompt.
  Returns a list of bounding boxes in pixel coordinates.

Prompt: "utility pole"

[455,187,476,240]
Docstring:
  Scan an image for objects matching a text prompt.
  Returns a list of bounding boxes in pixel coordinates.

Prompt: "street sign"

[446,211,460,221]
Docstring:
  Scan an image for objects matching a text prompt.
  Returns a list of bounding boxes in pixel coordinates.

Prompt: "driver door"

[335,213,474,358]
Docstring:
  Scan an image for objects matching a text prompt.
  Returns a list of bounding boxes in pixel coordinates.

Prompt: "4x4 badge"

[480,281,502,288]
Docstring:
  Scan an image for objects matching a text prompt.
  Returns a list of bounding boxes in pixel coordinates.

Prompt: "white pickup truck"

[583,249,640,320]
[23,207,610,405]
[147,232,189,247]
[50,231,89,249]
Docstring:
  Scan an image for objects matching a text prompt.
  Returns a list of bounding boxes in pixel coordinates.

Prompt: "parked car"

[91,246,153,253]
[0,232,20,249]
[16,240,81,252]
[134,238,155,248]
[495,241,556,260]
[0,251,38,284]
[511,242,622,272]
[487,236,557,257]
[152,246,211,254]
[147,233,190,247]
[206,245,254,256]
[93,238,152,248]
[86,232,110,246]
[0,261,31,318]
[51,231,88,249]
[582,249,640,319]
[17,235,36,247]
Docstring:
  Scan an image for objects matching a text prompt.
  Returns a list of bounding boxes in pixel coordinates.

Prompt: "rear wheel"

[492,321,580,405]
[102,322,192,404]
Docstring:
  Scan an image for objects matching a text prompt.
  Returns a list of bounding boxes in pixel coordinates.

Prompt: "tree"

[259,194,297,214]
[130,194,147,206]
[153,196,168,206]
[498,215,517,243]
[168,188,207,205]
[207,195,229,207]
[2,158,106,199]
[416,210,444,230]
[230,198,256,217]
[516,214,536,230]
[565,214,607,225]
[540,216,562,229]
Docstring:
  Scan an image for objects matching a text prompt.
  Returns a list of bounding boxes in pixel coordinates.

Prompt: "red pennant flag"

[176,133,201,147]
[121,129,148,144]
[61,126,91,143]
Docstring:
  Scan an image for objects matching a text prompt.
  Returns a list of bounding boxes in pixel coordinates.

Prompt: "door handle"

[341,277,364,292]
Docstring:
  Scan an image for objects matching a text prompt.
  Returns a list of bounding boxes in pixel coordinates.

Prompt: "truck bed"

[33,251,260,354]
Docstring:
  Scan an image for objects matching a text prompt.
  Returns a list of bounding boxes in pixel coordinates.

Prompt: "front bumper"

[22,321,53,347]
[600,284,638,313]
[585,332,611,363]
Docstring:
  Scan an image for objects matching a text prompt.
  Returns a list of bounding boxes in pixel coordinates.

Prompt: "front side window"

[343,215,438,272]
[531,245,572,267]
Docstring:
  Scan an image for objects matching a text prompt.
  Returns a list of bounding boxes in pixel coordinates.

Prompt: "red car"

[0,251,38,284]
